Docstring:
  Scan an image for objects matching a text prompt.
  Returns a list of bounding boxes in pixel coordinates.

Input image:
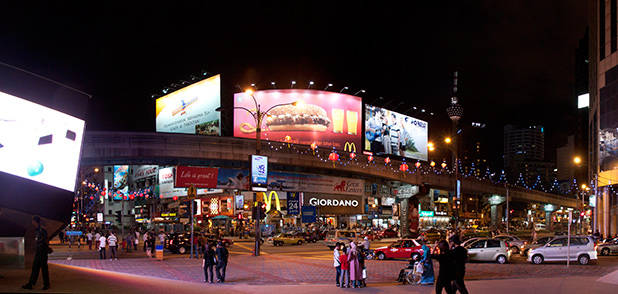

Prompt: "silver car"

[520,236,553,256]
[528,236,597,265]
[597,237,618,256]
[465,238,511,264]
[494,235,525,254]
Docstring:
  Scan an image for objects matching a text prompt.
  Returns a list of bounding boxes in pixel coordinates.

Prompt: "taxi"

[373,239,424,260]
[273,233,305,246]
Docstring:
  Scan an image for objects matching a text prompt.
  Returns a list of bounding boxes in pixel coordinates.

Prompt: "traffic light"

[260,203,266,219]
[115,210,122,223]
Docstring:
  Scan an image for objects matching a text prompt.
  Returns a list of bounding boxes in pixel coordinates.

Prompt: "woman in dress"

[348,242,363,288]
[419,239,435,285]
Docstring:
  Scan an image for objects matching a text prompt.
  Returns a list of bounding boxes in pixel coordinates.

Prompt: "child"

[339,247,350,288]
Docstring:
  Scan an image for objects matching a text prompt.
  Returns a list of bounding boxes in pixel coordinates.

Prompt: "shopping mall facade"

[75,131,580,236]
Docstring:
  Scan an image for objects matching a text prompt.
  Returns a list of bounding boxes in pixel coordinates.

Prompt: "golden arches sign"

[344,142,356,153]
[261,191,281,212]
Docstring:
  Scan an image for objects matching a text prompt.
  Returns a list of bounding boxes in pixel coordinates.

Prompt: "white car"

[520,236,553,256]
[465,238,511,264]
[597,237,618,256]
[494,235,525,254]
[528,236,597,265]
[324,230,359,249]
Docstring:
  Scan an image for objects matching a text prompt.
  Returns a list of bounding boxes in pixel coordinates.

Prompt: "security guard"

[22,215,50,290]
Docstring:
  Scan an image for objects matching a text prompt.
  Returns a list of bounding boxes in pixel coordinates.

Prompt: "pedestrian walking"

[98,234,107,260]
[146,234,154,258]
[86,231,93,250]
[59,230,65,245]
[134,232,139,251]
[22,216,51,290]
[333,242,342,287]
[192,234,199,259]
[202,243,216,283]
[450,236,468,294]
[431,240,455,294]
[339,246,350,288]
[215,242,229,283]
[108,232,118,260]
[419,239,435,285]
[143,231,149,252]
[95,231,101,249]
[357,244,367,287]
[349,242,362,288]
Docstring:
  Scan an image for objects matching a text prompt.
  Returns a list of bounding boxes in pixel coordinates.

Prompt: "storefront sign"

[251,155,268,191]
[133,165,158,180]
[419,210,434,217]
[161,213,177,217]
[435,211,447,216]
[96,213,103,222]
[396,184,418,198]
[216,168,363,195]
[287,192,300,215]
[381,196,396,206]
[262,191,282,212]
[309,197,359,207]
[175,166,218,188]
[301,206,317,223]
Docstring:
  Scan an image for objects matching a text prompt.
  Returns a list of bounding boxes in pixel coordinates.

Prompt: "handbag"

[415,262,424,274]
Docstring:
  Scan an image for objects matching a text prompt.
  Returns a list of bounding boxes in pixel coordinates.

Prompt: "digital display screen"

[251,155,268,191]
[0,91,85,191]
[156,74,221,136]
[364,104,428,161]
[233,89,362,152]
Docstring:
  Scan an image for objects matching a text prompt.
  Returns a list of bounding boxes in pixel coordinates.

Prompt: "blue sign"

[251,155,268,191]
[287,192,300,215]
[301,206,316,223]
[65,231,83,236]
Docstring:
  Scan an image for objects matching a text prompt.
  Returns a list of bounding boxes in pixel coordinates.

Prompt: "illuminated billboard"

[233,89,362,151]
[364,104,428,161]
[0,91,85,192]
[155,74,221,135]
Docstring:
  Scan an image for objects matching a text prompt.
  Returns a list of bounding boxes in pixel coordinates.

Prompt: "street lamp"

[573,156,582,165]
[216,89,298,256]
[324,83,333,91]
[354,89,366,95]
[339,86,349,93]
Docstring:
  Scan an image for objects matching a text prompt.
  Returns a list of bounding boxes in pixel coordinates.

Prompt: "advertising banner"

[235,195,244,210]
[155,74,221,136]
[251,155,268,191]
[364,104,428,161]
[216,168,363,195]
[113,165,129,198]
[0,91,85,192]
[304,192,363,215]
[287,192,300,215]
[301,206,316,223]
[175,166,218,188]
[132,165,158,181]
[233,89,362,151]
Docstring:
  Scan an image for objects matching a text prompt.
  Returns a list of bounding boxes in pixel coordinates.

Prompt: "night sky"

[0,1,588,165]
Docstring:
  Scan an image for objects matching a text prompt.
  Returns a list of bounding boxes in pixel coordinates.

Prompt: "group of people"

[202,241,229,283]
[85,230,119,260]
[333,241,367,288]
[399,235,468,294]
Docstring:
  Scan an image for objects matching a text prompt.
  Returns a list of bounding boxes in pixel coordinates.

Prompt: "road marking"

[234,242,270,255]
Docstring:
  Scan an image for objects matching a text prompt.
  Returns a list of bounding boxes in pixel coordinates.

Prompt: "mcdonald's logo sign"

[262,191,281,212]
[344,142,356,153]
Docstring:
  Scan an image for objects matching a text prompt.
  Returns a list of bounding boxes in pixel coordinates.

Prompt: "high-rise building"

[503,124,551,184]
[589,0,618,237]
[556,135,576,182]
[461,122,491,178]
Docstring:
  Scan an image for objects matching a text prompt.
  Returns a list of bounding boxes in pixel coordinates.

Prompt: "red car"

[373,239,424,260]
[378,228,398,239]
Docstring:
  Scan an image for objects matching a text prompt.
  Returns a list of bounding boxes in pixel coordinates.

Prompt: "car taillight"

[505,242,509,248]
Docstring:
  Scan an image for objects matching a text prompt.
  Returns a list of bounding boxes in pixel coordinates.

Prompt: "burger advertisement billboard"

[155,74,221,136]
[364,104,428,161]
[233,89,362,151]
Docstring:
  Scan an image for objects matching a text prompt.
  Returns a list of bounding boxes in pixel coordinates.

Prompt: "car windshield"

[390,241,402,247]
[533,237,550,245]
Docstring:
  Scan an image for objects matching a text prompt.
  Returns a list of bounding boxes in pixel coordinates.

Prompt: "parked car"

[378,228,399,239]
[420,228,444,243]
[360,230,380,241]
[273,233,305,246]
[373,239,424,260]
[528,236,597,265]
[520,236,552,256]
[597,237,618,256]
[165,233,192,254]
[461,237,480,248]
[297,231,319,243]
[325,230,359,249]
[465,238,511,264]
[494,235,525,254]
[203,234,234,247]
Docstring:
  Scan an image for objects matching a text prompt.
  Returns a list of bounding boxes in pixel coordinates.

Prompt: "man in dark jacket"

[215,242,229,283]
[22,215,50,290]
[450,236,468,294]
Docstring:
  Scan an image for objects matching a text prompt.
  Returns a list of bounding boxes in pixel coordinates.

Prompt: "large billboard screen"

[233,89,362,151]
[0,91,85,192]
[155,74,221,136]
[364,104,428,161]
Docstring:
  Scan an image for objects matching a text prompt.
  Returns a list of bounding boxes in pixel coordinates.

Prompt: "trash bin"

[155,245,164,260]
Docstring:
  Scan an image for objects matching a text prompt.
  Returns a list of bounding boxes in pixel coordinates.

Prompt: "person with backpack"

[215,242,229,283]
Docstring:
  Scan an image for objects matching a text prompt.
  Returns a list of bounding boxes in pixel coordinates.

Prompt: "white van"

[528,236,597,265]
[324,230,358,249]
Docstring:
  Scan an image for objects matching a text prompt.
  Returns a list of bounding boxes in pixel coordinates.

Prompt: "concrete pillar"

[604,189,610,238]
[490,204,498,226]
[545,211,551,226]
[400,198,409,237]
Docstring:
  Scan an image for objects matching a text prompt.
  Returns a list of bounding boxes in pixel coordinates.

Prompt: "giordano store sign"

[304,193,362,215]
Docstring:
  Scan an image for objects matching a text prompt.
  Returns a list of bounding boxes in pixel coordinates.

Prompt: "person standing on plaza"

[98,233,107,260]
[357,244,366,288]
[94,231,101,250]
[431,240,455,294]
[348,242,362,288]
[215,241,229,283]
[22,216,50,290]
[58,230,65,245]
[86,231,93,250]
[339,246,350,288]
[158,231,166,246]
[419,239,435,285]
[202,243,216,283]
[333,242,342,287]
[450,236,468,294]
[143,231,149,252]
[108,232,118,260]
[135,230,140,250]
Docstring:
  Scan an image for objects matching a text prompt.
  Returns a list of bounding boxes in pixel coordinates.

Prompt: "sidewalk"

[2,263,618,294]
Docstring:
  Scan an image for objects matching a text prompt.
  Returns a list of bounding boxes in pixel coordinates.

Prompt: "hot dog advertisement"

[233,89,362,151]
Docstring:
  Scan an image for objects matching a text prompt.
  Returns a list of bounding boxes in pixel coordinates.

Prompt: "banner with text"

[175,166,218,188]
